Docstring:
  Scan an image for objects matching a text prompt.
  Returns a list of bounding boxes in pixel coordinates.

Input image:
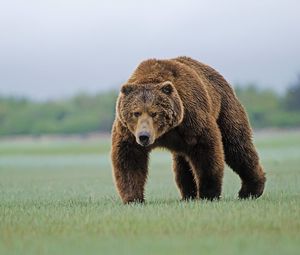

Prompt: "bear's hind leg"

[217,103,266,199]
[172,154,197,200]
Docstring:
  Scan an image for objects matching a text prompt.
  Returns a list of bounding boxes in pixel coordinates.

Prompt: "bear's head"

[117,81,184,146]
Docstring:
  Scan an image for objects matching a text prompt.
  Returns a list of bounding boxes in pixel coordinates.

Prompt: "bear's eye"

[161,84,173,95]
[150,112,157,118]
[133,112,141,117]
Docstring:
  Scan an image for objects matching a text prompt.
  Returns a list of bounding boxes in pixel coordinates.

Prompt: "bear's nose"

[138,131,150,146]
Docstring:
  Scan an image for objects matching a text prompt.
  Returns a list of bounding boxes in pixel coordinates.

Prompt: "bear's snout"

[137,131,150,146]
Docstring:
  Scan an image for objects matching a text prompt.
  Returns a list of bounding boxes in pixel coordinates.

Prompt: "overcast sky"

[0,0,299,99]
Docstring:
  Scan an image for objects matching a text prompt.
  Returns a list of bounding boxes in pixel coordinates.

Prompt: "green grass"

[0,130,300,255]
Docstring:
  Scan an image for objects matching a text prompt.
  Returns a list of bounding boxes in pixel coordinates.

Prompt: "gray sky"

[0,0,299,99]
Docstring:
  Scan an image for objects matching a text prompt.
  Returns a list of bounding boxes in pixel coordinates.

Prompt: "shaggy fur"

[111,56,266,203]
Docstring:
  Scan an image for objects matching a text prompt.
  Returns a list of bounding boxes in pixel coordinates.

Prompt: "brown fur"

[111,56,266,203]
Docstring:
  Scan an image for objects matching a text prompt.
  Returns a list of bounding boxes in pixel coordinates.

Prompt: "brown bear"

[111,56,266,203]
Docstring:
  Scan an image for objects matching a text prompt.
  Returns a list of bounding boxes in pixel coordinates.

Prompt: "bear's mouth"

[136,131,154,147]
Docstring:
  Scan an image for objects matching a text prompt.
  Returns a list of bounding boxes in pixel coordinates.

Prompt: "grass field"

[0,130,300,255]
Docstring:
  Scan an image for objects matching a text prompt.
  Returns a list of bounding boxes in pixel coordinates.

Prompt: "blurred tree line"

[235,74,300,128]
[0,76,300,136]
[0,91,117,136]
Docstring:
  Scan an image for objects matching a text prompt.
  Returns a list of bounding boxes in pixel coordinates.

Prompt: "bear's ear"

[121,84,134,95]
[161,82,174,95]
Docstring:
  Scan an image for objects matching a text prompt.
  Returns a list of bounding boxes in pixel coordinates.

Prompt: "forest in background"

[0,76,300,136]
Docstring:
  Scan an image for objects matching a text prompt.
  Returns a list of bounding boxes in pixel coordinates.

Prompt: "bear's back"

[173,56,235,98]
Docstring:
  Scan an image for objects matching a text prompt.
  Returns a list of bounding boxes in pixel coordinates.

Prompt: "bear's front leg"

[111,129,149,204]
[188,121,225,200]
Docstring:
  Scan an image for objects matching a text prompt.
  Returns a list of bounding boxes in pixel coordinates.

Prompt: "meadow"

[0,130,300,255]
